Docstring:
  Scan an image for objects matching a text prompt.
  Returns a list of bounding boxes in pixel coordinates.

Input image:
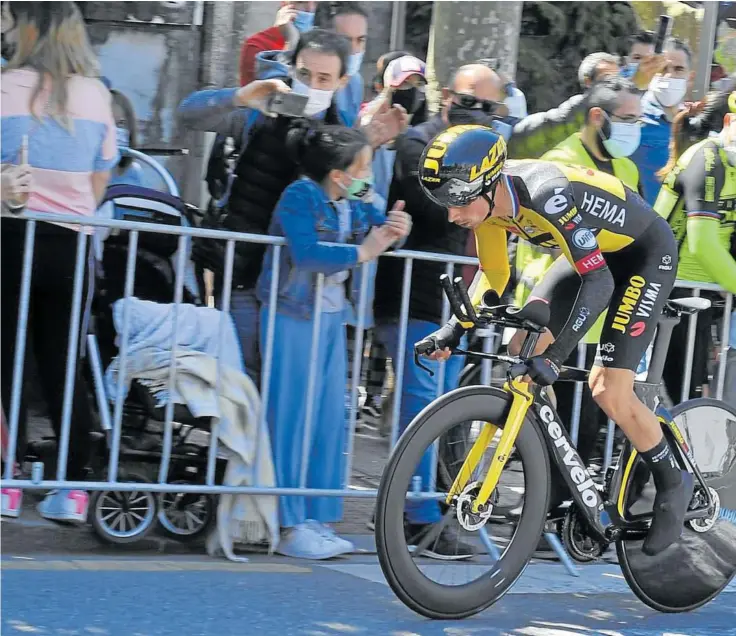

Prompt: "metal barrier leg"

[158,237,188,484]
[716,295,733,402]
[206,240,234,486]
[255,245,281,487]
[344,263,370,487]
[680,289,700,404]
[86,335,112,433]
[544,531,580,576]
[389,258,413,449]
[109,231,138,483]
[56,231,88,481]
[3,222,36,481]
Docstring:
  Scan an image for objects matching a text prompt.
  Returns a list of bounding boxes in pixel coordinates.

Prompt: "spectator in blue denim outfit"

[257,125,410,559]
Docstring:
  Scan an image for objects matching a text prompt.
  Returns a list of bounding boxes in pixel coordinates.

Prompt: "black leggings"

[1,219,94,480]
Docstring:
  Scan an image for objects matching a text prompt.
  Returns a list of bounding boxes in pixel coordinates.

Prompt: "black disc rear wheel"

[617,398,736,612]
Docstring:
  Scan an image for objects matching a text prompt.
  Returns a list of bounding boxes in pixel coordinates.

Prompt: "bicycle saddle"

[666,297,712,315]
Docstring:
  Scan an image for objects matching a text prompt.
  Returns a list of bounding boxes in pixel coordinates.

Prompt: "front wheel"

[375,385,550,619]
[616,398,736,612]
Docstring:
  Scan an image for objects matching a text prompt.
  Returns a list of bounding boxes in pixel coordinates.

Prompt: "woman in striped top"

[1,2,118,523]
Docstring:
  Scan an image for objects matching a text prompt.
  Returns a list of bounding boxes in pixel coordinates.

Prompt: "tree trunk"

[426,1,523,110]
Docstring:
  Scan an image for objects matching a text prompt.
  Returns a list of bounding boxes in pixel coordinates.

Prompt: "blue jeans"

[376,319,466,524]
[261,307,348,528]
[226,288,260,387]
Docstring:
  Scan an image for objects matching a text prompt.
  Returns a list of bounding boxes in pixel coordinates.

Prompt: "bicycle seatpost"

[453,277,479,324]
[440,274,472,323]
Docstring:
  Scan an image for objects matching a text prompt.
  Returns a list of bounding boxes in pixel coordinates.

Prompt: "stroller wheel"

[90,473,157,545]
[157,480,216,542]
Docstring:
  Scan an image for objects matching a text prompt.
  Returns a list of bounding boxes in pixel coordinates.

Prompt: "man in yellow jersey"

[414,124,690,556]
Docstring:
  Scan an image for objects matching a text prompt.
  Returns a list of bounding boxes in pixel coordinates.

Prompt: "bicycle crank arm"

[471,379,533,514]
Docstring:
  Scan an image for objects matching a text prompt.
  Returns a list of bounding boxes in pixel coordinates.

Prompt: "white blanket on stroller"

[104,299,279,560]
[106,298,244,400]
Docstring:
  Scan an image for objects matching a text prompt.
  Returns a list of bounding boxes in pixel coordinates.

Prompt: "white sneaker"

[306,520,354,555]
[37,489,88,525]
[276,521,350,560]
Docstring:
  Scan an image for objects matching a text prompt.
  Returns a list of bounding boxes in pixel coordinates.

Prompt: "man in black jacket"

[373,63,506,560]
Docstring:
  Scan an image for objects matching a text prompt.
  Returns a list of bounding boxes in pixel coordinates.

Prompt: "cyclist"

[415,124,691,556]
[655,93,736,406]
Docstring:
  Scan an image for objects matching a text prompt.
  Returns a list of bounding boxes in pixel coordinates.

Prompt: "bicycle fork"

[446,379,534,514]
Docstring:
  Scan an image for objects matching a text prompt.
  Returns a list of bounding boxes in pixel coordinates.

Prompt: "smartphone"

[20,135,28,165]
[267,92,309,118]
[654,15,674,54]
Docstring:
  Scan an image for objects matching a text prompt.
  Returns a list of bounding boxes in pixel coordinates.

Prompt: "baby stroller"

[27,149,228,545]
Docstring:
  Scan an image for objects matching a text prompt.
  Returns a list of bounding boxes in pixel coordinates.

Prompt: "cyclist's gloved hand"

[414,321,465,357]
[525,354,561,386]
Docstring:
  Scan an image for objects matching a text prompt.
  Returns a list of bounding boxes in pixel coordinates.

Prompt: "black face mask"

[448,102,498,127]
[392,87,425,115]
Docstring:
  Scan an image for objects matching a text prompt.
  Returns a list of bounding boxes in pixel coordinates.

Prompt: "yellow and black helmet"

[418,124,507,208]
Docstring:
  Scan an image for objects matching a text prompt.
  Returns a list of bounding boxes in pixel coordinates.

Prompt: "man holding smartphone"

[179,29,406,385]
[631,35,696,205]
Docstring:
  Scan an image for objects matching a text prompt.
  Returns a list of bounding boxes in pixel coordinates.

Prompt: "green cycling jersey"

[654,137,736,294]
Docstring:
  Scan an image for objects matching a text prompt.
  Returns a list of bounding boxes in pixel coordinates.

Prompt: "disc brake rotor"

[456,480,493,531]
[688,487,721,534]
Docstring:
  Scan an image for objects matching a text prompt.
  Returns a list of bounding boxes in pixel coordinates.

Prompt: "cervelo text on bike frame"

[536,402,604,511]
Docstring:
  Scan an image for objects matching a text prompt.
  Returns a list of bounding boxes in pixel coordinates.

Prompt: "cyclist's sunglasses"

[451,91,504,115]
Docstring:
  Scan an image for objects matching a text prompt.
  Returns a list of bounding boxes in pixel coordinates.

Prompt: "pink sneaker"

[38,489,88,524]
[1,487,22,518]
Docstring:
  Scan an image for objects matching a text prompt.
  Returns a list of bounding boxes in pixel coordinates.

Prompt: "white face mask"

[291,77,335,117]
[600,115,641,158]
[346,50,365,77]
[650,76,688,108]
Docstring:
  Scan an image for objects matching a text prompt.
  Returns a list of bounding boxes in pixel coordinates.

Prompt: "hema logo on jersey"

[539,405,601,509]
[580,191,627,227]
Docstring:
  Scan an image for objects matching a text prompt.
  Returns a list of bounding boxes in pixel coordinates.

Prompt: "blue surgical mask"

[347,50,364,77]
[600,114,641,158]
[293,10,314,33]
[115,126,130,149]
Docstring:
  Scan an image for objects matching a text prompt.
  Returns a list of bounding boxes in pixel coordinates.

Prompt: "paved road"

[3,532,736,636]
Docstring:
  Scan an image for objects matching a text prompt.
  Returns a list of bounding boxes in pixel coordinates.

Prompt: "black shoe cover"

[642,471,695,556]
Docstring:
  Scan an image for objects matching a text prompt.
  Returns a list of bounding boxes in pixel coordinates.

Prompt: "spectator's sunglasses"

[450,91,504,115]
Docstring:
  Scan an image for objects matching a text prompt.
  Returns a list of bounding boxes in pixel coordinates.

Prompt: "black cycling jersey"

[474,160,678,370]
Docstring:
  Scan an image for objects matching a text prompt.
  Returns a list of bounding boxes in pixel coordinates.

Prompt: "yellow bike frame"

[445,378,534,514]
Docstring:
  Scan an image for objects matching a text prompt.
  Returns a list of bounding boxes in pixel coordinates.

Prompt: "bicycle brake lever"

[413,351,435,377]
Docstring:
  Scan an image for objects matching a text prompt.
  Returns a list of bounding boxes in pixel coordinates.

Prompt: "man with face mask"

[179,29,404,383]
[371,64,508,559]
[239,2,317,87]
[631,38,695,205]
[320,2,368,128]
